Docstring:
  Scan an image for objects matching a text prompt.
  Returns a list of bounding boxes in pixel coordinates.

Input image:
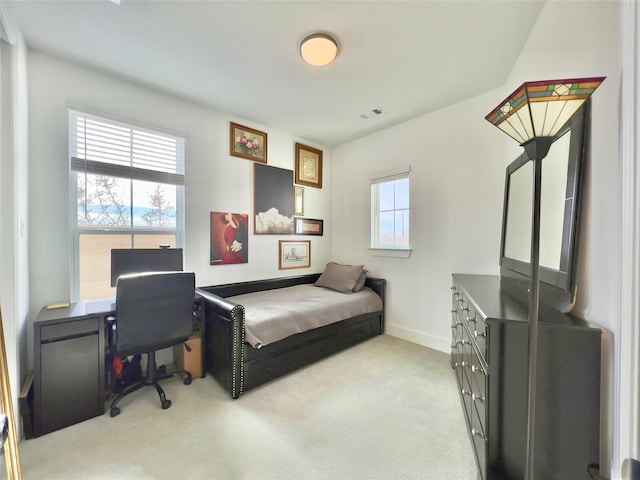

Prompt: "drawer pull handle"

[462,306,469,312]
[456,340,471,345]
[467,316,477,323]
[450,310,457,313]
[457,298,464,303]
[471,365,486,376]
[474,331,486,338]
[471,428,487,440]
[461,389,472,396]
[472,393,485,402]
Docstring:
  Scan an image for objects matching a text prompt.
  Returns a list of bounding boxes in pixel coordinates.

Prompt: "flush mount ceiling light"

[300,33,339,67]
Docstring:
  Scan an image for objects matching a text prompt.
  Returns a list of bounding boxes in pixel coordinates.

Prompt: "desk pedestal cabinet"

[450,274,601,480]
[31,298,203,438]
[33,310,105,437]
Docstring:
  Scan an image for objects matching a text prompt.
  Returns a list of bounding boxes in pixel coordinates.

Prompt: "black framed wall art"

[254,163,294,234]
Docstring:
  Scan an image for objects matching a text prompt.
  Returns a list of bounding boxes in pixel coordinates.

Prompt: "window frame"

[369,165,412,258]
[68,109,186,301]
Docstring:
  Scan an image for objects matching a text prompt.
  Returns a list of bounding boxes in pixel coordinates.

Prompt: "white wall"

[27,51,332,357]
[0,9,29,430]
[331,0,621,475]
[331,92,510,352]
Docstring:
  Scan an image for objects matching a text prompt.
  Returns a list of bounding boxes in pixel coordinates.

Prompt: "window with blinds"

[370,165,410,249]
[69,110,186,301]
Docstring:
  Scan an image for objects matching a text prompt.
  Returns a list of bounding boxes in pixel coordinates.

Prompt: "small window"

[69,110,186,301]
[370,166,411,254]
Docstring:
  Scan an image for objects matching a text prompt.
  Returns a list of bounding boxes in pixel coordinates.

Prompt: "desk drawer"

[39,317,100,342]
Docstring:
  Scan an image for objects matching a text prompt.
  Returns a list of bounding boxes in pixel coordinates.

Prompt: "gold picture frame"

[230,122,267,163]
[279,240,311,270]
[294,186,304,216]
[0,309,22,479]
[295,143,323,188]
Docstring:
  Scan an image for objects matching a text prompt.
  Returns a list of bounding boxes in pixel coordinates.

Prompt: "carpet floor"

[18,335,477,480]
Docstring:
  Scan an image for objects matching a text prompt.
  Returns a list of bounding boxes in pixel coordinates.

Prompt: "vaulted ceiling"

[3,0,545,146]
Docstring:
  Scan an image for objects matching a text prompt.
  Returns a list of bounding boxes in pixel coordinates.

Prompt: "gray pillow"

[352,270,368,292]
[315,262,365,294]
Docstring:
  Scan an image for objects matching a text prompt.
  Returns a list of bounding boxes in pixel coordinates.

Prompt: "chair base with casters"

[109,350,192,417]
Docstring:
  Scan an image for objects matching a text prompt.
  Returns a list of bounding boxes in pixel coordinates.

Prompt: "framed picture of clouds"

[254,163,294,234]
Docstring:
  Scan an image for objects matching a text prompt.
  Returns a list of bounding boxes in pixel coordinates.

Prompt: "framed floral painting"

[230,122,267,163]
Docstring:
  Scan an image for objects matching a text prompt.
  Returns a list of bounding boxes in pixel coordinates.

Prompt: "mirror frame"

[499,102,589,311]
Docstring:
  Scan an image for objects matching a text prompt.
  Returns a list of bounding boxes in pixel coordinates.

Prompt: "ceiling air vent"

[359,108,383,120]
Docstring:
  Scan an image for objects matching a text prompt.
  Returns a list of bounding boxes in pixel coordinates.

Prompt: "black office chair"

[108,271,196,417]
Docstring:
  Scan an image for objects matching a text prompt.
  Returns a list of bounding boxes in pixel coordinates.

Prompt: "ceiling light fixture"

[300,33,339,67]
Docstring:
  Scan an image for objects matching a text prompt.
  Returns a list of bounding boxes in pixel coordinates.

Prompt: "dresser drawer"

[460,369,474,426]
[451,344,464,383]
[474,317,488,360]
[471,370,487,432]
[471,404,487,480]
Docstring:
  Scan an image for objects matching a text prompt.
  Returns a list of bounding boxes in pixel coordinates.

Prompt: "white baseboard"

[385,323,450,354]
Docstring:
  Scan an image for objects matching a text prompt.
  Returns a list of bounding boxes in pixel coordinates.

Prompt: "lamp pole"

[522,138,553,480]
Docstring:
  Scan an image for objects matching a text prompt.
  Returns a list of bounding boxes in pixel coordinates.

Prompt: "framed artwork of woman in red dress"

[210,212,249,265]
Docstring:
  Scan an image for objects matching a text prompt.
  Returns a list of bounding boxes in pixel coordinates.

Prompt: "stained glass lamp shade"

[485,77,605,146]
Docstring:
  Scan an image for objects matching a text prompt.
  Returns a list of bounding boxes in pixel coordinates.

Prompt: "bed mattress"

[227,284,383,348]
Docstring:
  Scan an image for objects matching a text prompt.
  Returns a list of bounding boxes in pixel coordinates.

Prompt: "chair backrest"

[114,271,196,356]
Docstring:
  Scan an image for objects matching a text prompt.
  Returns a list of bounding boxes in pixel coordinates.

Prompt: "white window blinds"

[370,165,411,184]
[69,110,186,185]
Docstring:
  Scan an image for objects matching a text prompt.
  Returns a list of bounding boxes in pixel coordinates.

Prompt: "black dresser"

[450,274,601,480]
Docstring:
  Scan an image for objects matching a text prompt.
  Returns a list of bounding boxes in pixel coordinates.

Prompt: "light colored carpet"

[18,335,477,480]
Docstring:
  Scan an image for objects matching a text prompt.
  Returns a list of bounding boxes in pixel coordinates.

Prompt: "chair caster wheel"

[183,376,192,385]
[162,399,172,410]
[110,407,120,417]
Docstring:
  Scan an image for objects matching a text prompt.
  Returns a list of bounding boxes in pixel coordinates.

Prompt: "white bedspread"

[227,284,383,348]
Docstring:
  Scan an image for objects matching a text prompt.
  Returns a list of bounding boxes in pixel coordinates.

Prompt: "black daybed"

[196,271,386,398]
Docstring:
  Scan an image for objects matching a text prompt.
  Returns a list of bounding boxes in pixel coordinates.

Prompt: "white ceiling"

[3,0,545,147]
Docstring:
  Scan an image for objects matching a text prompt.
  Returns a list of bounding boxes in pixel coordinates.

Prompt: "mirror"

[503,131,571,269]
[499,102,588,311]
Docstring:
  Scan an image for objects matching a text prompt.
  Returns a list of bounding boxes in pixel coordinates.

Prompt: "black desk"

[31,297,203,437]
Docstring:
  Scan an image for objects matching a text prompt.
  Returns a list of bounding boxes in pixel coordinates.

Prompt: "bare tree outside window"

[142,184,176,227]
[77,174,130,226]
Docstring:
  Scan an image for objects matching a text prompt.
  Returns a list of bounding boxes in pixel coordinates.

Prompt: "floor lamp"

[484,77,605,480]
